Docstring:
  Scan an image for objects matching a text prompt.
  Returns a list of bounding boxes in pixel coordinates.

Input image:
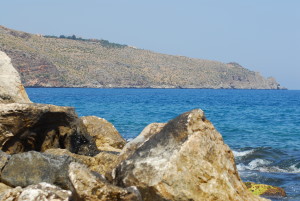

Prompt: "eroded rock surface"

[0,103,98,155]
[69,162,141,201]
[113,109,268,201]
[45,148,119,175]
[0,51,30,103]
[117,123,166,163]
[81,116,126,152]
[0,182,72,201]
[0,151,74,189]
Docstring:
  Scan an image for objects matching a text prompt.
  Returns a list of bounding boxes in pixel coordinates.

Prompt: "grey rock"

[0,151,75,189]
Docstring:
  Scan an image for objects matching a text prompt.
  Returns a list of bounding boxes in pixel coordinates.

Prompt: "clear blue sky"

[1,0,299,89]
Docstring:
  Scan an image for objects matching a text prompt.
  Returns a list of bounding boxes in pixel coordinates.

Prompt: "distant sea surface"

[27,88,300,200]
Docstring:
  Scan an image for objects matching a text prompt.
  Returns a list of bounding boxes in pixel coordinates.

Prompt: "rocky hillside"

[0,25,283,89]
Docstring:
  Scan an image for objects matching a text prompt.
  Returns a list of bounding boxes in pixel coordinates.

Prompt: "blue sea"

[26,88,300,201]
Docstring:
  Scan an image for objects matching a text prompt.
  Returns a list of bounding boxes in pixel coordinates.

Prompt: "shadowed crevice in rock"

[0,104,99,156]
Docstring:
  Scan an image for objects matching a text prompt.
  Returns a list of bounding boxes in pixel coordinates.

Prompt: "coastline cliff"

[0,26,284,89]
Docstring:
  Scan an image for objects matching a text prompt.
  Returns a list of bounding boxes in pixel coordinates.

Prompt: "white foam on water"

[248,159,272,169]
[233,149,254,157]
[237,159,300,174]
[263,164,300,173]
[236,159,272,171]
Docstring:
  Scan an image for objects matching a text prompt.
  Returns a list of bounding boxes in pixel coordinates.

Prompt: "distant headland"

[0,25,285,89]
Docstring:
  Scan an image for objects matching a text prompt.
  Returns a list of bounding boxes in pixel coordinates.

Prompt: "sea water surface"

[27,88,300,200]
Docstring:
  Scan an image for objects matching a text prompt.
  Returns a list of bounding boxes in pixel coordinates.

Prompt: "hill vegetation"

[0,25,283,89]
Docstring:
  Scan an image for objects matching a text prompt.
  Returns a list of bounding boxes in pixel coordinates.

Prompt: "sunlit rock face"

[68,162,142,201]
[0,51,30,103]
[81,116,126,152]
[113,109,269,201]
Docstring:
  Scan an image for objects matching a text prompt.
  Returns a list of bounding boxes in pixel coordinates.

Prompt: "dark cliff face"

[0,26,284,89]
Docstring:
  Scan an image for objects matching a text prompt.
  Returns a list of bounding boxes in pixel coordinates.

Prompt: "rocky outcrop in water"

[113,109,267,201]
[0,26,284,89]
[245,182,287,197]
[0,51,30,103]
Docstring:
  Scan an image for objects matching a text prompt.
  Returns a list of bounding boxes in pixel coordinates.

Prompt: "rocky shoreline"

[0,51,286,200]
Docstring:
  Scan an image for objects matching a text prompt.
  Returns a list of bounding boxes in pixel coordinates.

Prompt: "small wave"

[259,165,300,174]
[233,149,255,157]
[237,159,272,171]
[237,159,300,173]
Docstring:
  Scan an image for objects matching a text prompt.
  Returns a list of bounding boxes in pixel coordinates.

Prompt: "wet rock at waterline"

[81,116,126,152]
[0,51,31,104]
[244,182,287,197]
[113,109,268,201]
[0,103,98,155]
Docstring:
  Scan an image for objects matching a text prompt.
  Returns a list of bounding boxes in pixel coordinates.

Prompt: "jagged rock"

[68,162,141,201]
[0,51,30,103]
[113,109,268,201]
[0,182,72,201]
[0,151,75,189]
[0,103,98,155]
[81,116,126,152]
[45,148,119,175]
[244,182,287,197]
[118,123,166,163]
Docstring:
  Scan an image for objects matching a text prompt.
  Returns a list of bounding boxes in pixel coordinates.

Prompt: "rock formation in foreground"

[0,26,284,89]
[0,51,30,103]
[113,109,268,201]
[0,51,281,200]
